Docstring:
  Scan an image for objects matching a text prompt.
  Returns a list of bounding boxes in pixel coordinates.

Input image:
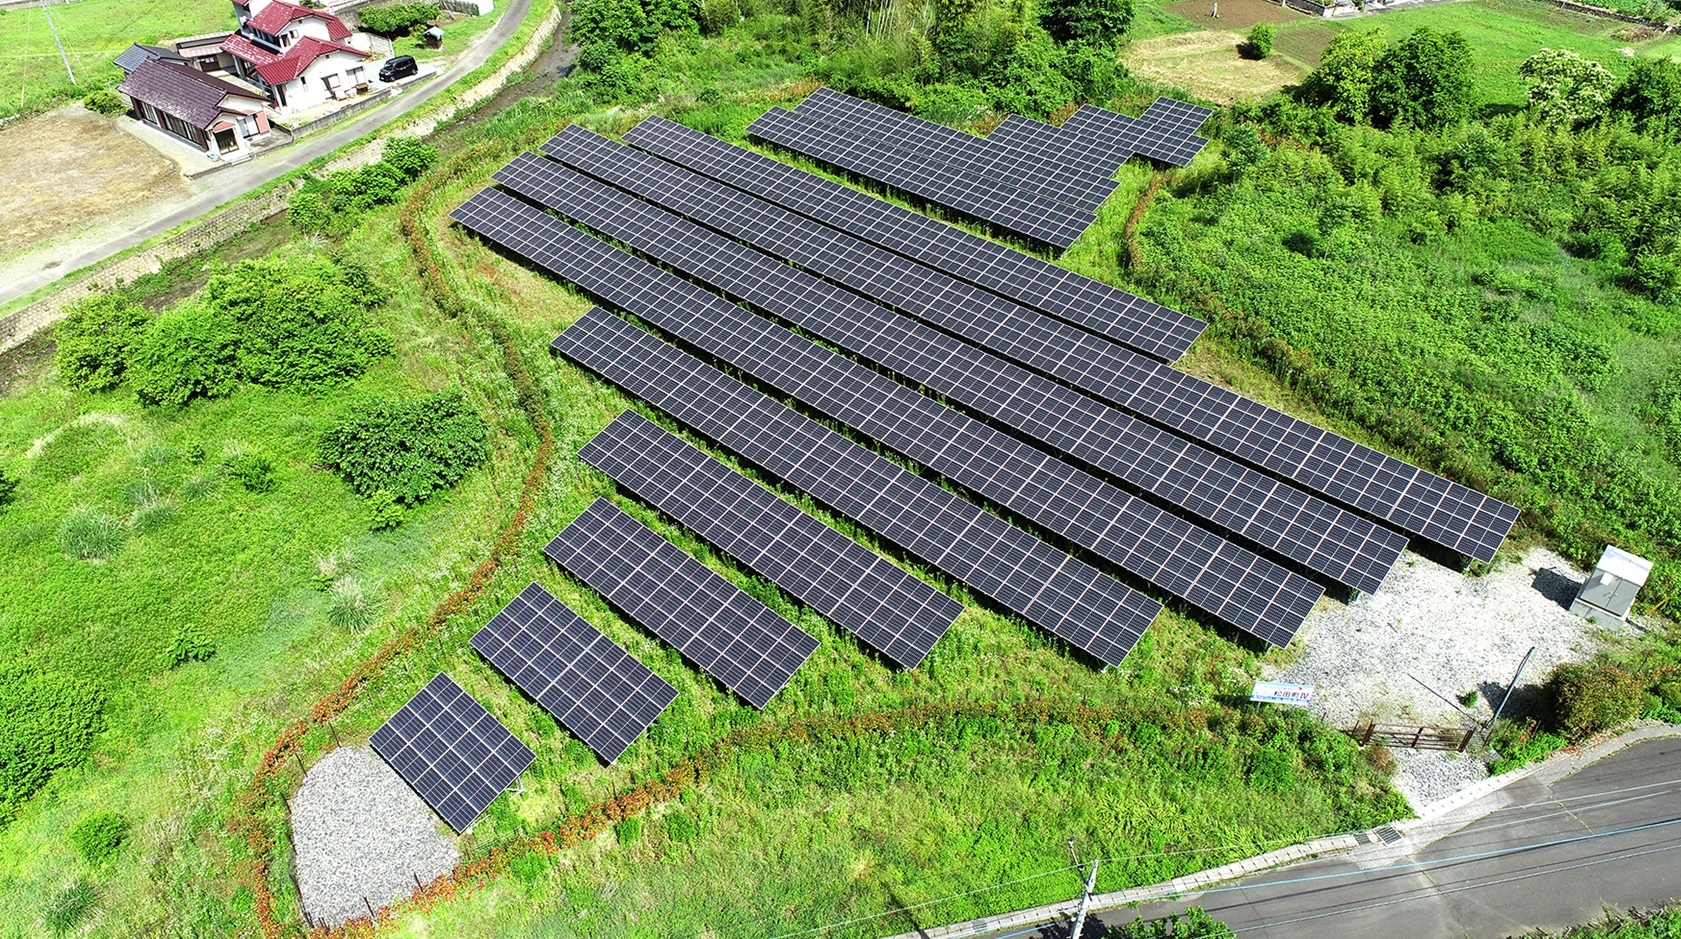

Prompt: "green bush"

[58,507,127,560]
[159,623,215,668]
[129,303,239,407]
[0,467,17,509]
[67,812,130,863]
[0,664,105,807]
[83,89,128,115]
[226,454,277,493]
[42,879,98,933]
[1038,0,1133,49]
[289,140,437,234]
[1243,23,1273,60]
[357,2,438,36]
[1370,27,1473,128]
[367,488,405,530]
[1547,662,1645,740]
[52,293,153,392]
[1246,745,1296,791]
[1109,906,1234,938]
[202,253,387,389]
[320,388,488,505]
[1488,718,1568,774]
[615,816,642,844]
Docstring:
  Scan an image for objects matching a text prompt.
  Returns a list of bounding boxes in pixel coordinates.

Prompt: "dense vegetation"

[1547,906,1681,938]
[319,387,490,509]
[289,137,440,235]
[357,1,441,37]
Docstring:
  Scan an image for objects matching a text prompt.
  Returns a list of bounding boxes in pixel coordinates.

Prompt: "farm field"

[0,0,236,119]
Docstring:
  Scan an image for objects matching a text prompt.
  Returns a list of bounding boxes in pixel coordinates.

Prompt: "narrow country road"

[991,737,1681,939]
[0,0,534,308]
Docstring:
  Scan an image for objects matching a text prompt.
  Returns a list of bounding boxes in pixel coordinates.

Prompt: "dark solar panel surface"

[580,411,962,668]
[746,105,1095,250]
[606,124,1519,562]
[1063,101,1210,168]
[544,499,818,710]
[986,115,1128,186]
[469,174,1319,644]
[543,308,1160,665]
[519,139,1404,595]
[369,673,535,832]
[470,581,676,763]
[795,88,1117,212]
[623,115,1204,363]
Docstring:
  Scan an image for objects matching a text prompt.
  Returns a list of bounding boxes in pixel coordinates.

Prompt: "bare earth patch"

[0,106,185,259]
[1267,546,1635,808]
[1124,30,1308,104]
[1165,0,1303,30]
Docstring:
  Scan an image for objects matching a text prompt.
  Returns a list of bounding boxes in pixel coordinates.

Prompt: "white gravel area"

[1267,546,1628,809]
[291,746,460,928]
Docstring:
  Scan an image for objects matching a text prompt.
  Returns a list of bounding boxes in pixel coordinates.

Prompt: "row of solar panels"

[743,88,1215,251]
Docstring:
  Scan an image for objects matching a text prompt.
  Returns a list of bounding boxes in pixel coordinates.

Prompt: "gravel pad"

[1267,547,1625,807]
[291,746,460,928]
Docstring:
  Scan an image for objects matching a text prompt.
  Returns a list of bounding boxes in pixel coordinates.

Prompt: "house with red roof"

[223,0,372,113]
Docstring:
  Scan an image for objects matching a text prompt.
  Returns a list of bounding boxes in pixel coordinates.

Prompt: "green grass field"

[0,0,236,118]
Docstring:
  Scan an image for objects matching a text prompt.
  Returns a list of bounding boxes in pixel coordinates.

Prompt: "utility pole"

[41,0,77,86]
[1067,839,1100,939]
[1485,646,1536,744]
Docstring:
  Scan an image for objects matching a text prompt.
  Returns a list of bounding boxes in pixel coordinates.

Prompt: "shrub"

[1246,745,1296,791]
[58,507,126,560]
[1039,0,1134,49]
[0,467,17,509]
[83,89,128,115]
[129,303,239,407]
[0,665,105,807]
[203,253,386,389]
[357,2,438,35]
[1242,23,1273,60]
[290,142,437,234]
[615,816,642,843]
[328,576,377,631]
[159,623,215,668]
[1547,662,1645,740]
[379,136,438,178]
[52,294,153,392]
[1369,27,1473,128]
[226,454,277,493]
[1110,906,1235,938]
[1224,123,1267,169]
[1488,718,1568,774]
[42,879,98,933]
[320,388,489,505]
[68,812,130,863]
[367,488,405,530]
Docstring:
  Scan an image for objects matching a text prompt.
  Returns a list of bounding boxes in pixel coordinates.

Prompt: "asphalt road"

[1003,738,1681,939]
[0,0,533,309]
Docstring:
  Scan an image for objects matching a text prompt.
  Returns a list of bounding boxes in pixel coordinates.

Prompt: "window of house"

[347,66,365,86]
[280,31,292,47]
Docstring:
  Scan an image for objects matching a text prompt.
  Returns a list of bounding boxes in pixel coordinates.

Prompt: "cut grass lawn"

[0,0,236,119]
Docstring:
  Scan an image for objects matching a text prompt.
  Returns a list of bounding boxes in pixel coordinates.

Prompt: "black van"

[379,55,418,82]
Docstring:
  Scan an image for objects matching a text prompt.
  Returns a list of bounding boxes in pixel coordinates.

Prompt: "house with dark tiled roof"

[223,0,371,113]
[113,43,190,75]
[118,58,272,160]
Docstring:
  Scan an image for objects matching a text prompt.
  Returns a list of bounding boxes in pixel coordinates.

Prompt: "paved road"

[0,0,533,308]
[999,738,1681,939]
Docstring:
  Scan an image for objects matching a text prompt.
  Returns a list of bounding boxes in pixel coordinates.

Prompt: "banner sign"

[1250,681,1314,706]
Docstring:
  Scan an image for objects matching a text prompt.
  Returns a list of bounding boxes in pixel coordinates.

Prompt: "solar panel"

[986,115,1129,188]
[580,410,962,669]
[543,308,1161,665]
[623,115,1204,363]
[466,177,1319,645]
[1141,98,1217,140]
[368,673,535,833]
[470,582,676,763]
[1062,101,1210,169]
[517,139,1406,595]
[604,124,1519,563]
[746,106,1096,250]
[544,499,818,710]
[795,88,1117,212]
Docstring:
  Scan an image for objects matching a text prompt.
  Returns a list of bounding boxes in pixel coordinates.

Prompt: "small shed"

[423,26,445,48]
[1569,545,1653,623]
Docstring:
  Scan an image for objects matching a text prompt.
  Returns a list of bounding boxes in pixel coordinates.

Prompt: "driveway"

[0,0,533,308]
[994,737,1681,938]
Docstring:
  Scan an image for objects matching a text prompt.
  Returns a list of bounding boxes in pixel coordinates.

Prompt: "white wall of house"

[273,50,371,112]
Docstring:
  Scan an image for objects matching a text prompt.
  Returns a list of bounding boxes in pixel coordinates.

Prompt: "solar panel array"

[613,123,1519,563]
[369,673,536,832]
[795,87,1117,212]
[1062,101,1212,170]
[462,179,1316,645]
[544,499,819,709]
[533,132,1406,594]
[746,105,1095,250]
[470,582,677,763]
[580,410,963,669]
[623,115,1204,363]
[986,114,1129,188]
[538,304,1161,666]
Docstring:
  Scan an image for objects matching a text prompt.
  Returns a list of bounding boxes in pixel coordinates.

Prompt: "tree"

[1519,48,1615,127]
[1299,30,1386,124]
[1369,27,1473,128]
[1609,57,1681,142]
[52,293,153,392]
[1242,23,1273,60]
[128,303,240,407]
[356,2,439,36]
[1038,0,1134,48]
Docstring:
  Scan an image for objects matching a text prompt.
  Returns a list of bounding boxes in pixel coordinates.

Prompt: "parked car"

[379,55,418,82]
